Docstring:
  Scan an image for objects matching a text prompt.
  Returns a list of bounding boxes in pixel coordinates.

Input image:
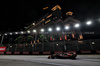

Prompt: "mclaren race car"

[48,52,77,59]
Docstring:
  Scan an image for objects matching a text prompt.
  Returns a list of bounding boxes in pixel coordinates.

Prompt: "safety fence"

[0,39,100,54]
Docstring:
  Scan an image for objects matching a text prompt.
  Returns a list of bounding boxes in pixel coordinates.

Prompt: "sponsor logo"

[0,47,6,52]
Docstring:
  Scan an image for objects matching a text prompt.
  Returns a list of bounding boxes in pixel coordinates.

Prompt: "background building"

[0,5,100,54]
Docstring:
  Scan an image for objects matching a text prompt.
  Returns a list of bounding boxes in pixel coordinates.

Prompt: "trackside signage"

[0,47,6,52]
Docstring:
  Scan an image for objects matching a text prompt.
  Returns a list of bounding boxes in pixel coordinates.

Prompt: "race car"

[48,52,77,59]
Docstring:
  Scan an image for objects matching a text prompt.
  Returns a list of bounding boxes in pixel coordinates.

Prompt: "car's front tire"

[71,56,76,59]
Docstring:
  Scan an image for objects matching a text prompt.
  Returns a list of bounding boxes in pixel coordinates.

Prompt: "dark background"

[0,0,100,32]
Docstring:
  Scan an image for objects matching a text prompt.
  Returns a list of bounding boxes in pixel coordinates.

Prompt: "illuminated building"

[1,5,100,54]
[27,5,83,41]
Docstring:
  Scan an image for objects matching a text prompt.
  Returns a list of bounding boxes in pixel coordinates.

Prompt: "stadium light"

[56,27,60,31]
[10,45,12,48]
[41,29,44,32]
[74,23,80,28]
[33,30,36,33]
[21,31,24,34]
[33,23,35,25]
[15,32,18,34]
[86,21,92,25]
[56,44,59,46]
[5,33,7,36]
[48,28,52,32]
[27,31,30,33]
[10,33,12,35]
[65,26,69,30]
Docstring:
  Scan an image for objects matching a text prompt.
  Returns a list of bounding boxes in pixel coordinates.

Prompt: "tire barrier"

[32,52,39,54]
[0,52,4,55]
[23,52,29,54]
[96,50,100,53]
[6,51,12,54]
[81,50,91,53]
[43,52,51,54]
[54,51,63,54]
[14,52,20,54]
[0,50,100,55]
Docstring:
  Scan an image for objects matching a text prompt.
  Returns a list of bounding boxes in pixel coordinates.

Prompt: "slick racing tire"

[51,54,55,59]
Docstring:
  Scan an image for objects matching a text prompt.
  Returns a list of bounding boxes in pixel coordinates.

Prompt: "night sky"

[1,0,100,32]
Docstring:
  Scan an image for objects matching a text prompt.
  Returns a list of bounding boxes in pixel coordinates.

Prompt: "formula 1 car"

[48,52,77,59]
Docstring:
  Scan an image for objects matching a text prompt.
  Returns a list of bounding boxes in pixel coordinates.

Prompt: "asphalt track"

[0,55,100,66]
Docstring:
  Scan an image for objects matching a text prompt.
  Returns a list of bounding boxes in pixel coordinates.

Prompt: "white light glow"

[15,32,18,34]
[33,23,35,25]
[41,29,44,32]
[27,31,30,33]
[33,30,36,32]
[48,28,52,32]
[10,46,12,48]
[56,44,59,46]
[10,33,12,35]
[65,26,69,30]
[5,33,7,36]
[74,24,80,28]
[86,21,92,25]
[21,31,24,34]
[92,42,95,44]
[56,27,60,31]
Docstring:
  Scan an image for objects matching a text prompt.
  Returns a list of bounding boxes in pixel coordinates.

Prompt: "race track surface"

[0,55,100,66]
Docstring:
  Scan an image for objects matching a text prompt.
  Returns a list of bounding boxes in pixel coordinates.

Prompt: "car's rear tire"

[51,54,55,59]
[48,57,50,59]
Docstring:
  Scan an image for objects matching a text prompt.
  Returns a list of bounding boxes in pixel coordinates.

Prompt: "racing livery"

[48,52,77,59]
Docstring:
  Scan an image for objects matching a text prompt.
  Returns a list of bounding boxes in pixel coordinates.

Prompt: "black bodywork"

[48,53,77,59]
